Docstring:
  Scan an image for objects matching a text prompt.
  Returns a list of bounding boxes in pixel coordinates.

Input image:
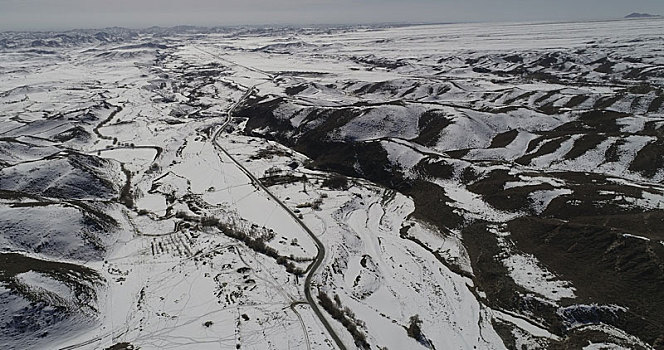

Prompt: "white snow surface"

[502,254,576,301]
[2,17,664,350]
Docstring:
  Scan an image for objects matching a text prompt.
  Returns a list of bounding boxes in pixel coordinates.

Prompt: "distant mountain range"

[625,12,660,18]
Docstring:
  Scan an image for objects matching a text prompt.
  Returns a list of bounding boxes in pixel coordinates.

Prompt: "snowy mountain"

[1,17,664,350]
[625,13,660,19]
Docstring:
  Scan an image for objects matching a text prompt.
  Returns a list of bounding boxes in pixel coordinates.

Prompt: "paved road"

[59,46,346,350]
[211,84,348,350]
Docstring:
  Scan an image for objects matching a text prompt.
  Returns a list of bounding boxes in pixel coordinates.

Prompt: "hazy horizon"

[0,0,663,31]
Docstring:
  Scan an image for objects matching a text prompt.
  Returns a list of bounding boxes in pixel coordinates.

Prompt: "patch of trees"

[296,196,324,210]
[223,227,304,274]
[119,165,134,208]
[250,145,292,160]
[259,174,305,187]
[187,214,306,275]
[104,343,136,350]
[406,314,434,349]
[322,174,349,190]
[200,215,221,227]
[145,162,161,174]
[318,291,369,349]
[175,210,198,221]
[407,314,423,340]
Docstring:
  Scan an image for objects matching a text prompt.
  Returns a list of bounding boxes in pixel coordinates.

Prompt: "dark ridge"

[462,221,563,333]
[503,90,537,105]
[403,180,463,229]
[629,138,664,177]
[284,84,308,95]
[507,217,664,345]
[414,158,455,180]
[0,253,102,338]
[564,95,590,108]
[488,129,519,148]
[413,110,452,147]
[515,136,571,166]
[625,13,660,18]
[605,139,626,162]
[468,170,555,213]
[563,134,606,160]
[648,95,664,113]
[534,89,560,104]
[593,95,622,109]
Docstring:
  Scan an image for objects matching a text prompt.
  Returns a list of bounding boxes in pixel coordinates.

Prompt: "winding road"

[59,46,347,350]
[210,83,348,350]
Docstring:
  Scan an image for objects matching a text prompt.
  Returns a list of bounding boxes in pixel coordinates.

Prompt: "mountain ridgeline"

[237,35,664,348]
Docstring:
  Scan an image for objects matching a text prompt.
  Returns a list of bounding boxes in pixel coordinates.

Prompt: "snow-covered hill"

[1,18,663,350]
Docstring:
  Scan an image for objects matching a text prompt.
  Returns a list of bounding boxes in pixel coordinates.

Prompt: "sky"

[0,0,663,31]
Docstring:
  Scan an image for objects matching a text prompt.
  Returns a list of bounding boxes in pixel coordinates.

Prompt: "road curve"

[211,90,348,350]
